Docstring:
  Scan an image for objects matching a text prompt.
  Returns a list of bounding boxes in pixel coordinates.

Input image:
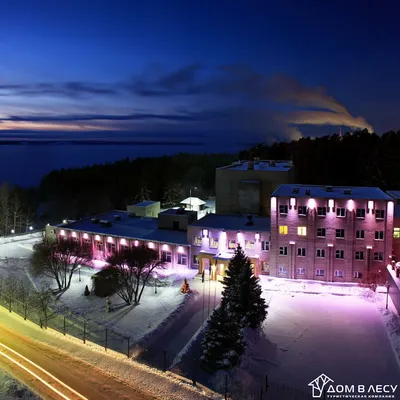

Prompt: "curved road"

[0,322,156,400]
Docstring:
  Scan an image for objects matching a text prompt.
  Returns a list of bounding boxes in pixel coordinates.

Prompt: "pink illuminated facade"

[187,214,270,280]
[270,185,394,282]
[52,210,191,270]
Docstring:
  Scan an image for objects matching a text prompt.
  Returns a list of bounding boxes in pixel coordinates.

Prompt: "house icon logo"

[308,374,334,398]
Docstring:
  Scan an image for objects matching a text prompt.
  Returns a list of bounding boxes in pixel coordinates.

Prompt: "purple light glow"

[348,199,354,211]
[308,198,316,209]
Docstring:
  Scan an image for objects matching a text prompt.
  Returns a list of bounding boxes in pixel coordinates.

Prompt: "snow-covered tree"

[221,245,267,328]
[201,305,244,370]
[162,182,182,208]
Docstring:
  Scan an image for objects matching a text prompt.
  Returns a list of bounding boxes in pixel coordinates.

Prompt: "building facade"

[270,184,394,282]
[215,159,295,217]
[187,214,271,280]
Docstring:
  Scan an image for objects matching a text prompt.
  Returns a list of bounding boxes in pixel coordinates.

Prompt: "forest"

[3,128,400,229]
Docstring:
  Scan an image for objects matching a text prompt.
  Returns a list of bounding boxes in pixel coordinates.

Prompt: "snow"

[52,268,198,343]
[0,308,222,400]
[0,231,43,245]
[0,369,39,400]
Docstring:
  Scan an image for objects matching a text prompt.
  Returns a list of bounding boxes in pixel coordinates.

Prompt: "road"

[0,321,157,400]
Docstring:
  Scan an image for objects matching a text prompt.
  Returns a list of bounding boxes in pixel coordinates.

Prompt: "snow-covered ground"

[56,267,198,342]
[0,368,39,400]
[0,231,43,245]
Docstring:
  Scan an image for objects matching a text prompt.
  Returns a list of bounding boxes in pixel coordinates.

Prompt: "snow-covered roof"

[180,197,206,206]
[387,190,400,199]
[59,210,188,245]
[272,184,392,200]
[217,160,293,172]
[132,201,159,207]
[189,213,270,232]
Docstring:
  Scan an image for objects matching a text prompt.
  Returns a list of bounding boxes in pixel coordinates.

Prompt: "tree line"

[0,182,36,236]
[240,129,400,189]
[5,128,400,226]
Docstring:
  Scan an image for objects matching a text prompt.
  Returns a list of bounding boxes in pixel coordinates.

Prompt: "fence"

[0,283,312,400]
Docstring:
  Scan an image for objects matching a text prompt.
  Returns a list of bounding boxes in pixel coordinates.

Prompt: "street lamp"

[78,266,82,282]
[189,186,197,211]
[385,281,390,310]
[154,272,158,294]
[11,229,15,234]
[29,226,33,231]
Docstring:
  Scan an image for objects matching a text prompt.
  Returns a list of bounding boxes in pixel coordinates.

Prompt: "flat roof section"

[189,213,270,232]
[59,210,188,245]
[217,160,293,172]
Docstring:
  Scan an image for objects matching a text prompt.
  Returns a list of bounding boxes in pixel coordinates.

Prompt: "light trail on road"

[0,342,88,400]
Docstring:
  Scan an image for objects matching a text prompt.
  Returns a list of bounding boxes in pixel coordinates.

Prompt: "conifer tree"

[240,262,268,328]
[201,305,244,370]
[222,244,267,328]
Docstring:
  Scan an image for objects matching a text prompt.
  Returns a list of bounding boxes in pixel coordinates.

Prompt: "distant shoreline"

[0,140,205,146]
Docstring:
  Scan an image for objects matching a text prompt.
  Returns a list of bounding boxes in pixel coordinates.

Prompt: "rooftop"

[217,159,293,172]
[272,184,392,201]
[189,213,270,232]
[59,210,188,245]
[180,197,206,206]
[132,201,159,207]
[159,207,197,216]
[387,191,400,200]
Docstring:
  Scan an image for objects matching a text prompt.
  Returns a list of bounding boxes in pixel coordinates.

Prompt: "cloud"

[0,64,374,138]
[0,82,118,98]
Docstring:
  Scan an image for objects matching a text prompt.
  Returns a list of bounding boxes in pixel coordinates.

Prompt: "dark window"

[161,251,172,263]
[356,208,366,218]
[279,205,288,214]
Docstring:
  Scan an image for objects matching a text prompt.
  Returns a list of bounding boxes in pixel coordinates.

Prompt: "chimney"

[248,160,254,170]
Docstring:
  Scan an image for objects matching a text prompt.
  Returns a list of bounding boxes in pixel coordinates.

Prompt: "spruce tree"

[240,262,268,328]
[201,305,245,370]
[222,244,268,328]
[221,245,248,321]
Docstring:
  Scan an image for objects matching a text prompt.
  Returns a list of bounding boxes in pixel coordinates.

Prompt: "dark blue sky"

[1,0,399,144]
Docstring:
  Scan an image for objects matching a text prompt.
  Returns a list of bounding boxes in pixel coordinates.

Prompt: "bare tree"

[31,238,93,292]
[0,182,11,235]
[31,287,54,328]
[361,266,386,292]
[1,274,18,310]
[105,245,164,305]
[22,208,35,232]
[11,192,23,233]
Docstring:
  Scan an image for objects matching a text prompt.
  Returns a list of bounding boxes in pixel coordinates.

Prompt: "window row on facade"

[277,266,363,279]
[192,234,269,251]
[279,225,386,240]
[278,246,384,261]
[278,204,385,219]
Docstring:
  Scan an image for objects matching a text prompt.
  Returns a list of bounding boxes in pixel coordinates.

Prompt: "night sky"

[1,0,399,145]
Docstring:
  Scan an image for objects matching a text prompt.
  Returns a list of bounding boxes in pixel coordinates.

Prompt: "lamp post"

[385,281,390,310]
[154,273,158,294]
[189,186,197,211]
[78,266,81,282]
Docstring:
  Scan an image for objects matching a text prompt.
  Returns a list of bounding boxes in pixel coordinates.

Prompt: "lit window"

[193,236,202,246]
[394,228,400,239]
[209,237,219,249]
[297,226,307,236]
[228,240,236,249]
[279,225,288,235]
[245,240,255,250]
